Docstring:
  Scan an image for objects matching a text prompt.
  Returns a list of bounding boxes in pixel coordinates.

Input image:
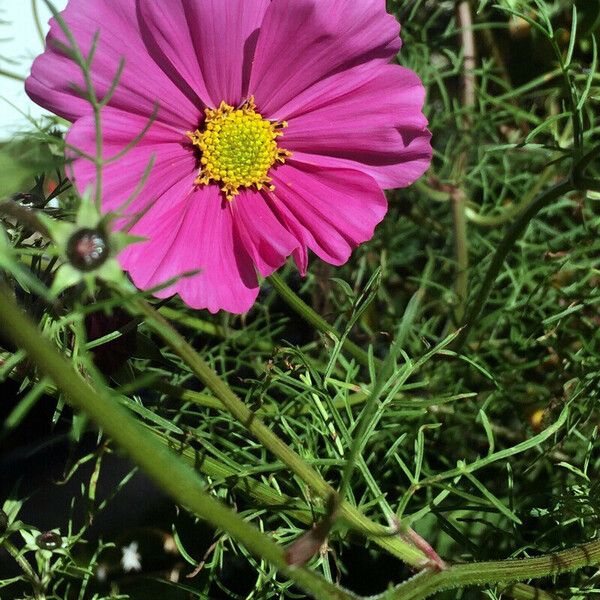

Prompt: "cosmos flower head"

[27,0,432,313]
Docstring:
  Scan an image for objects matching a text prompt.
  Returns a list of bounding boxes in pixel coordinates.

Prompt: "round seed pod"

[36,531,62,551]
[66,228,109,272]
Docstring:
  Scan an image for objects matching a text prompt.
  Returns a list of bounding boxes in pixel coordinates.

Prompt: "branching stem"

[451,179,573,350]
[379,539,600,599]
[1,538,45,599]
[452,1,476,323]
[132,297,428,568]
[0,283,355,600]
[268,272,374,368]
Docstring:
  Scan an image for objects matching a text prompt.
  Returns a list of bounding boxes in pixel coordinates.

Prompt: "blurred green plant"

[1,0,599,599]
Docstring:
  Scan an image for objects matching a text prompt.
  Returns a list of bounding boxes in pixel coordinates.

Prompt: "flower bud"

[66,228,108,272]
[36,531,62,550]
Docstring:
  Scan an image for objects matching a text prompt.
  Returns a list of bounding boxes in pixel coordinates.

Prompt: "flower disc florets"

[187,97,291,200]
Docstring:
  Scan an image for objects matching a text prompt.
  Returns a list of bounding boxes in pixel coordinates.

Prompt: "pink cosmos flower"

[26,0,432,313]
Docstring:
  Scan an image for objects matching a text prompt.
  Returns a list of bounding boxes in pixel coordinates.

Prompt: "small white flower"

[121,541,142,573]
[96,564,108,582]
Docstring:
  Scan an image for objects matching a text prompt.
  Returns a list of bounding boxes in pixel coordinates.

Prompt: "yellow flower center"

[187,97,291,200]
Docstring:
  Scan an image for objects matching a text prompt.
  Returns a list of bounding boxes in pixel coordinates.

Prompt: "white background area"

[1,0,68,139]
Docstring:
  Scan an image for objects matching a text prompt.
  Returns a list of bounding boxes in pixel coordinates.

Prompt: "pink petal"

[280,63,432,189]
[289,137,432,192]
[139,0,270,109]
[249,0,402,116]
[266,161,387,274]
[26,0,200,127]
[120,184,259,315]
[231,190,300,277]
[66,107,196,219]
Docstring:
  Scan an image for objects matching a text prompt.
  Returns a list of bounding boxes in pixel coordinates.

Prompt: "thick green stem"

[5,285,596,599]
[0,284,354,600]
[451,179,573,350]
[133,298,428,568]
[380,539,600,599]
[267,272,374,368]
[451,1,476,324]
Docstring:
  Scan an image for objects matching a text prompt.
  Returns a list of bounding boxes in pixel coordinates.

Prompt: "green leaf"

[117,394,184,435]
[50,264,82,296]
[110,230,146,254]
[75,193,102,228]
[96,258,132,288]
[38,213,75,249]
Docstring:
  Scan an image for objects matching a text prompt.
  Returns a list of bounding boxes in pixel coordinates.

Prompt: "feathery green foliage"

[1,1,599,599]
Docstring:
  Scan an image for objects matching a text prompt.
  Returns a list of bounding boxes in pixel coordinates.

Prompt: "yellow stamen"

[187,97,291,200]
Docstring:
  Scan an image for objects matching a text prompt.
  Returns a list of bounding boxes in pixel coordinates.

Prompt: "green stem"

[31,0,46,48]
[158,306,273,352]
[465,164,556,227]
[0,284,354,600]
[452,1,475,324]
[267,272,374,368]
[339,256,434,505]
[451,179,573,350]
[160,378,370,414]
[379,539,600,599]
[1,538,44,599]
[154,380,223,410]
[133,298,428,568]
[148,427,313,524]
[0,68,26,82]
[42,0,104,209]
[451,190,469,324]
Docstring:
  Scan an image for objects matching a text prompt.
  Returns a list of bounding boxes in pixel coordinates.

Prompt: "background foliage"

[1,0,599,599]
